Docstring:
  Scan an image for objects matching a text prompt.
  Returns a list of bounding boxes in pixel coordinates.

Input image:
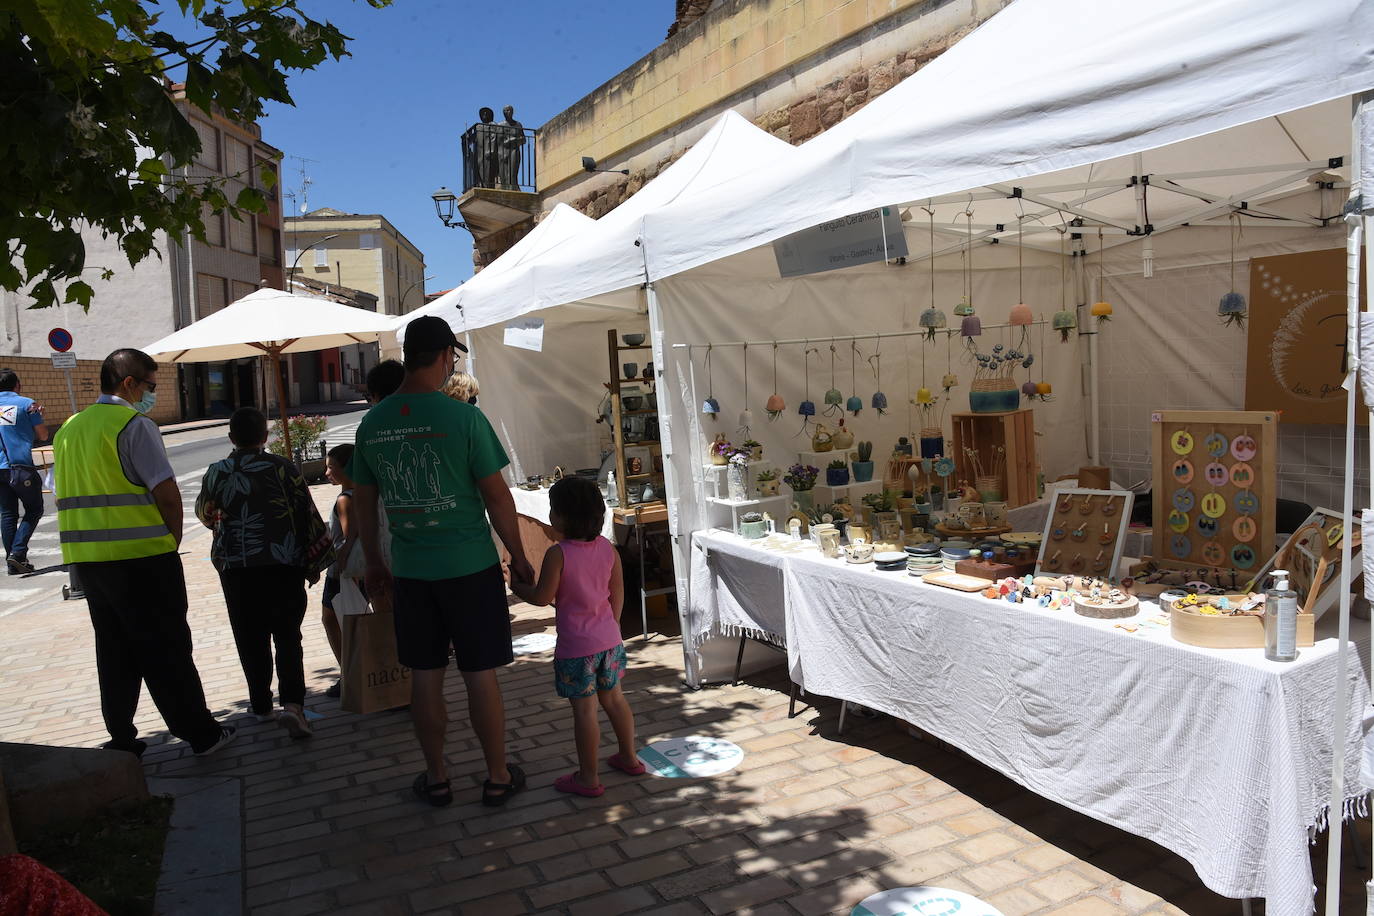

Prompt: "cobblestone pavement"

[0,482,1365,915]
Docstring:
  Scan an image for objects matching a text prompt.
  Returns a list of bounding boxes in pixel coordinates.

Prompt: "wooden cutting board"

[920,570,993,592]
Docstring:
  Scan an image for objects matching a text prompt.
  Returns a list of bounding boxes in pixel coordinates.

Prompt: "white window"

[285,246,297,267]
[314,246,328,267]
[359,233,376,249]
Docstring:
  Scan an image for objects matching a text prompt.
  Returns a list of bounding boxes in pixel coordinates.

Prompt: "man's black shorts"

[391,564,512,671]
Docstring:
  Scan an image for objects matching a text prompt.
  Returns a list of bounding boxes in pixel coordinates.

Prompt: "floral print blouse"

[196,449,325,572]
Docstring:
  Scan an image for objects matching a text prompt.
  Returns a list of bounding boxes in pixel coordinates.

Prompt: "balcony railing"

[460,123,537,194]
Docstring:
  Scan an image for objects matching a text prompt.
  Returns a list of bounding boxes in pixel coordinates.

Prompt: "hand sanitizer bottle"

[1264,569,1298,662]
[606,471,618,507]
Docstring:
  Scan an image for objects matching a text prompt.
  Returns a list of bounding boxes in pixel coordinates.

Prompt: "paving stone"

[699,874,797,915]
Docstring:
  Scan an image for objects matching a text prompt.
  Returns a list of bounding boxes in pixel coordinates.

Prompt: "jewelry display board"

[1150,409,1277,572]
[1035,487,1135,577]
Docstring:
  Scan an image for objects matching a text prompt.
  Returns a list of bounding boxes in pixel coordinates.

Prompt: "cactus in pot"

[851,440,875,482]
[826,458,850,487]
[739,510,768,539]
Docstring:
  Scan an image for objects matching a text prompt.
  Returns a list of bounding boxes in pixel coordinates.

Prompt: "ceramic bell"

[846,394,863,415]
[941,373,959,390]
[1091,300,1113,324]
[702,397,720,418]
[765,393,786,419]
[1218,291,1247,328]
[739,408,754,429]
[953,297,974,317]
[798,399,816,417]
[1009,303,1033,326]
[915,387,933,405]
[871,391,888,414]
[919,307,948,340]
[1052,308,1077,341]
[823,387,843,412]
[960,315,982,338]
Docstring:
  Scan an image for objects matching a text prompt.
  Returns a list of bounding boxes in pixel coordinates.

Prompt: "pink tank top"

[554,537,622,659]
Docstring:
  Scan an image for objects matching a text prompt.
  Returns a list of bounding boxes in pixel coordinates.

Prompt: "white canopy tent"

[415,0,1374,910]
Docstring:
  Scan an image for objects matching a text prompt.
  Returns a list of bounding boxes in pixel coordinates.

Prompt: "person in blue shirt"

[0,368,48,575]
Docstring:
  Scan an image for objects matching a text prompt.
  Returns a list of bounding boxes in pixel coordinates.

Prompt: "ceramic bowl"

[622,333,646,346]
[623,396,643,411]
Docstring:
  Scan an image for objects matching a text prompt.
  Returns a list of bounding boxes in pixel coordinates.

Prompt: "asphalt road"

[0,408,369,616]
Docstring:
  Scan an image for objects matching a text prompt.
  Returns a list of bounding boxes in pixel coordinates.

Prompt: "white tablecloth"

[509,486,616,540]
[690,528,1370,915]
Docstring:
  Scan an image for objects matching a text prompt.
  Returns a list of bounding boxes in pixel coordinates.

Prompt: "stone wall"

[568,31,965,219]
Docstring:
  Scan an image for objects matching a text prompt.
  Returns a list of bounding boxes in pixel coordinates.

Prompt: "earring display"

[1035,487,1135,579]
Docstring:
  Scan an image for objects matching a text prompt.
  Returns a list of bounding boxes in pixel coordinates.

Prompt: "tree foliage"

[0,0,390,309]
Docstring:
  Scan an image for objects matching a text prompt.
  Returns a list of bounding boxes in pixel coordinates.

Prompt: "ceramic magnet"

[1172,488,1196,513]
[1171,459,1194,485]
[1196,515,1220,538]
[1202,540,1225,565]
[1234,489,1259,516]
[1200,492,1227,519]
[1170,534,1192,559]
[1232,516,1257,542]
[1171,430,1195,455]
[1168,510,1190,533]
[1204,432,1228,458]
[1229,462,1255,487]
[1230,543,1257,569]
[1204,463,1229,487]
[1231,434,1258,461]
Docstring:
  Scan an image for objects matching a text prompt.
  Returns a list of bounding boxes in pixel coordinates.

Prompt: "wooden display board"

[950,409,1037,508]
[1244,506,1363,620]
[1150,409,1277,572]
[1034,487,1135,578]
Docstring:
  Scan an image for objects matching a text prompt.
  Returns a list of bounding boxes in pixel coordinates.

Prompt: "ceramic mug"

[817,530,842,558]
[984,501,1009,527]
[623,362,638,379]
[844,542,874,563]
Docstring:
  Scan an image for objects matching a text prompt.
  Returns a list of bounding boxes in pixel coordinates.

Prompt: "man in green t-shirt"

[355,316,533,809]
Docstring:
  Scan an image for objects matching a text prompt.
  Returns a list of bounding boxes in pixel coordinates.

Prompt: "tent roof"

[144,288,399,363]
[641,0,1374,282]
[428,109,798,332]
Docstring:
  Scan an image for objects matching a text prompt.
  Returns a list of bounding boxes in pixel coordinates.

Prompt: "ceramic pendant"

[1168,510,1189,533]
[1098,523,1114,545]
[1200,492,1226,519]
[1229,462,1255,487]
[1071,523,1088,542]
[1230,435,1257,461]
[1171,431,1195,455]
[1101,496,1118,517]
[1069,555,1086,572]
[1196,515,1219,538]
[1172,489,1195,513]
[1091,550,1109,572]
[1079,494,1095,515]
[1202,540,1225,566]
[1204,463,1228,487]
[1232,516,1257,543]
[1234,489,1259,516]
[1058,493,1074,513]
[1204,432,1228,458]
[1230,543,1257,569]
[1171,459,1194,485]
[1051,525,1067,541]
[1170,534,1192,559]
[1327,523,1344,548]
[1045,549,1062,570]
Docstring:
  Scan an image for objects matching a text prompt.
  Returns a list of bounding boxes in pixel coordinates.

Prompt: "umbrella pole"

[272,349,293,459]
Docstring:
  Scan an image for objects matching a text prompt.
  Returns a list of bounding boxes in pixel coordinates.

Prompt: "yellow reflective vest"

[54,403,176,563]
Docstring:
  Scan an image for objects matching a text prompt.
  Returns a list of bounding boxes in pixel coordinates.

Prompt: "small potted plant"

[783,463,819,512]
[739,510,767,539]
[850,440,874,482]
[741,438,763,462]
[708,434,733,466]
[826,458,850,487]
[929,483,944,511]
[727,448,752,501]
[756,467,781,497]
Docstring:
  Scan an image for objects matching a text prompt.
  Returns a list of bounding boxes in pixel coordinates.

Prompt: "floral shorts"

[554,644,627,699]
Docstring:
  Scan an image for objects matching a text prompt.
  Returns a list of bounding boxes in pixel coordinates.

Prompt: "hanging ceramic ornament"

[869,336,888,415]
[845,342,863,414]
[1029,320,1053,400]
[941,314,959,392]
[1053,234,1076,342]
[798,344,817,430]
[765,343,785,420]
[953,298,974,317]
[1091,228,1113,325]
[1218,214,1247,328]
[919,306,947,340]
[915,386,934,404]
[822,343,843,416]
[702,345,720,419]
[737,344,754,431]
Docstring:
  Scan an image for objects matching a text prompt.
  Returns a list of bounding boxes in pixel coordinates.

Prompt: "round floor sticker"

[511,632,558,655]
[1171,430,1195,455]
[1171,459,1194,485]
[1204,432,1228,458]
[852,886,1007,916]
[639,736,744,778]
[1172,488,1195,513]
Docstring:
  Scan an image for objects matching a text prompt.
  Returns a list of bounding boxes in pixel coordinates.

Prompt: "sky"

[181,1,672,294]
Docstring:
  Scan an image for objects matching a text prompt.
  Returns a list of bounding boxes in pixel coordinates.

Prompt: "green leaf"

[65,280,94,309]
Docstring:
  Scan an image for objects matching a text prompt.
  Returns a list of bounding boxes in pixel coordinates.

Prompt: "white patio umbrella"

[143,287,398,455]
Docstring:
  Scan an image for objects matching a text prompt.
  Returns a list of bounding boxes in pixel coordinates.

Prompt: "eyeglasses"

[138,377,157,392]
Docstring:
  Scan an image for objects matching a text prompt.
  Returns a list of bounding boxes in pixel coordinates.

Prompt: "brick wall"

[1,355,181,436]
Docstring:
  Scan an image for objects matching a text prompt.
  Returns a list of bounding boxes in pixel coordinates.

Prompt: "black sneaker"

[325,680,341,698]
[7,556,34,575]
[193,724,238,757]
[101,738,148,758]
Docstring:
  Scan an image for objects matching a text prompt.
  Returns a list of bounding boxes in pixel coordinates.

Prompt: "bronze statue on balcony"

[469,107,500,189]
[497,105,525,190]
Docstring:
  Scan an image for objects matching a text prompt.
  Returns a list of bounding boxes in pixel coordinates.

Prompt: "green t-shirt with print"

[353,391,508,580]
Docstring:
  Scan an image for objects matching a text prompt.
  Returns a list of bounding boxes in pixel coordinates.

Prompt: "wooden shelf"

[705,495,790,508]
[625,473,662,480]
[615,344,653,352]
[622,409,658,416]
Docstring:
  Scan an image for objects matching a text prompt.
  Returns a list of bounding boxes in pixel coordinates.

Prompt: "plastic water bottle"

[1264,569,1298,662]
[606,471,618,507]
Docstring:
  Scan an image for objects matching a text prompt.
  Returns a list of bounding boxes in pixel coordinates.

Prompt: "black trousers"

[219,565,308,713]
[78,551,220,750]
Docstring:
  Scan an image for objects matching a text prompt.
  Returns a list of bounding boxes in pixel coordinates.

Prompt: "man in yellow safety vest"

[55,348,236,758]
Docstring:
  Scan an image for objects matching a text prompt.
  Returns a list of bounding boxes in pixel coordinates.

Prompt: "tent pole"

[272,349,293,459]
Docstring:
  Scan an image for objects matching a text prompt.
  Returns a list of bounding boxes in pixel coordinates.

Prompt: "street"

[0,407,368,616]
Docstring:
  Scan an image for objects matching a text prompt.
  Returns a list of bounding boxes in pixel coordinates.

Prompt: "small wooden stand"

[606,329,663,513]
[950,409,1037,508]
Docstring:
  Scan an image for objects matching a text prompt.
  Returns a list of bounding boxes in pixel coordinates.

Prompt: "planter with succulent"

[850,440,874,482]
[708,434,732,466]
[741,438,763,462]
[807,502,848,539]
[825,458,850,487]
[929,483,945,511]
[756,466,781,496]
[739,511,768,539]
[727,449,751,501]
[784,463,819,513]
[862,489,900,515]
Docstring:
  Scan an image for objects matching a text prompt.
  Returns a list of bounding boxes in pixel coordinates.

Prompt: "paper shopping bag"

[339,609,410,714]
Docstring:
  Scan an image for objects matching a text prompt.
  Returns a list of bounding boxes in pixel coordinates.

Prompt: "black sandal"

[481,763,526,808]
[412,772,453,807]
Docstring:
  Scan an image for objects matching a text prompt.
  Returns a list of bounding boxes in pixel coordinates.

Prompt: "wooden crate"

[950,409,1037,508]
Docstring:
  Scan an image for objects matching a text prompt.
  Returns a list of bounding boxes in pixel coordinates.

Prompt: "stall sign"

[504,318,545,352]
[773,207,909,278]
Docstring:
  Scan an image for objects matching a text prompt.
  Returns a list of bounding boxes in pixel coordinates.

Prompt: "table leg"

[637,522,649,641]
[734,637,747,685]
[838,700,848,736]
[1240,899,1252,916]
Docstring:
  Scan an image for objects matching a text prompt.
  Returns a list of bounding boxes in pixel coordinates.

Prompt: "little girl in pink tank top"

[510,477,644,796]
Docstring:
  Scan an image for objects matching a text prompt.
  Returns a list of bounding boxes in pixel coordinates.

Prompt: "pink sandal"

[608,752,647,776]
[555,772,605,797]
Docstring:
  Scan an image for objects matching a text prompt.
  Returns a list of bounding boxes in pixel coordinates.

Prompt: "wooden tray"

[1170,600,1315,649]
[920,570,994,592]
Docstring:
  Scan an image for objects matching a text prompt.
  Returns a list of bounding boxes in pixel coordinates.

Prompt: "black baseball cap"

[403,315,468,355]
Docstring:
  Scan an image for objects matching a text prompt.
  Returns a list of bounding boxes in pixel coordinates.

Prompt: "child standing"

[321,444,356,698]
[511,477,643,796]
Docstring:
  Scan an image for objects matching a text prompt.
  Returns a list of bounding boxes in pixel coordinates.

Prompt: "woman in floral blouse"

[196,408,331,739]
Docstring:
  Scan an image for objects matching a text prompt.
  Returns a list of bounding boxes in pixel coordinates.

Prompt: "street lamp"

[400,274,436,314]
[431,187,470,231]
[288,233,340,281]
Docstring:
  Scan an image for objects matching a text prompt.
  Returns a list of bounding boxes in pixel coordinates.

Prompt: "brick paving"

[0,481,1367,914]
